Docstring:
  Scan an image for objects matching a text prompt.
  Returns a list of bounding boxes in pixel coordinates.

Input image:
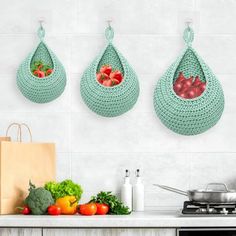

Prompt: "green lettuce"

[44,179,83,201]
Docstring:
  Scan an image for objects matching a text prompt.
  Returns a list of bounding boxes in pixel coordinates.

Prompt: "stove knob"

[232,209,236,214]
[220,208,228,215]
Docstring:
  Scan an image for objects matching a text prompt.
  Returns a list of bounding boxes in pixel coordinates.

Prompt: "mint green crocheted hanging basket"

[80,26,139,117]
[17,26,66,103]
[154,27,224,135]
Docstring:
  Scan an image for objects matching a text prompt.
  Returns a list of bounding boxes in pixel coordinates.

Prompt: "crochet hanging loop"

[183,26,194,47]
[105,20,114,43]
[37,20,45,41]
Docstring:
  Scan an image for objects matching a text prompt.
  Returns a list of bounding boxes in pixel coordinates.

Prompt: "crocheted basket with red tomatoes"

[80,26,139,117]
[153,26,224,135]
[17,26,66,103]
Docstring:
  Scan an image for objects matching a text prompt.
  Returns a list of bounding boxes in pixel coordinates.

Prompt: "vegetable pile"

[31,60,53,78]
[173,72,206,99]
[88,191,130,215]
[96,65,123,87]
[18,180,130,216]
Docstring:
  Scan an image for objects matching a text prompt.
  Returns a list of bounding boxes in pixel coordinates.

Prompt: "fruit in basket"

[173,72,206,99]
[103,79,113,87]
[31,60,53,78]
[96,73,109,84]
[96,65,123,87]
[24,181,54,215]
[110,70,123,83]
[33,70,45,78]
[100,65,112,76]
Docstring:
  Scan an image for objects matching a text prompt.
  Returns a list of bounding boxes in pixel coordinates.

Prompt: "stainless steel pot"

[153,183,236,204]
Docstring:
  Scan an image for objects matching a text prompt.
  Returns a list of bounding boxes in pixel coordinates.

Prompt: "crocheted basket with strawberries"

[80,25,139,117]
[17,25,66,103]
[154,26,224,135]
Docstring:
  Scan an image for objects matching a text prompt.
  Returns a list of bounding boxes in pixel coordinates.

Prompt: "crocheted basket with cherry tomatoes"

[80,26,139,117]
[17,25,66,103]
[153,26,224,135]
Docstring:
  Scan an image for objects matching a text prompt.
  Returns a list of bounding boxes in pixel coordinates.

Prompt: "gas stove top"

[181,201,236,216]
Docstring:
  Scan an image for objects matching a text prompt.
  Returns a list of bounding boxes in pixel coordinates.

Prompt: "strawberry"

[199,82,206,92]
[100,65,112,76]
[175,72,186,83]
[192,76,202,87]
[110,70,123,83]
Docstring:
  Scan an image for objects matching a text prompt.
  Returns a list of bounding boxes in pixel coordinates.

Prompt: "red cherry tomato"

[19,206,31,215]
[48,205,61,216]
[79,203,97,216]
[95,203,109,215]
[100,65,112,76]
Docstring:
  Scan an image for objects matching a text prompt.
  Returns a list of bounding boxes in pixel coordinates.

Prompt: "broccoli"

[25,181,54,215]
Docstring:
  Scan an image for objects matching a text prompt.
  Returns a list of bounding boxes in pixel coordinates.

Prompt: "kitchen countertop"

[1,211,236,228]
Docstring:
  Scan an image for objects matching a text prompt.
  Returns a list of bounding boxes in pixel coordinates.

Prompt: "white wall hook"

[107,19,112,27]
[185,18,193,27]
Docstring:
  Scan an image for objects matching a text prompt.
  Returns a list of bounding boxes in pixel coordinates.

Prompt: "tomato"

[33,70,45,78]
[22,206,31,215]
[48,205,61,216]
[110,70,123,83]
[95,203,109,215]
[100,65,112,76]
[103,79,113,87]
[96,73,109,84]
[46,69,53,76]
[17,205,31,215]
[79,203,97,216]
[111,78,120,86]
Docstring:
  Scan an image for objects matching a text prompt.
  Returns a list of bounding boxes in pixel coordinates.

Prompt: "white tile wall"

[0,0,236,208]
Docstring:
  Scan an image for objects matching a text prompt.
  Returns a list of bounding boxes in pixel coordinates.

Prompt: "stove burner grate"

[182,201,236,215]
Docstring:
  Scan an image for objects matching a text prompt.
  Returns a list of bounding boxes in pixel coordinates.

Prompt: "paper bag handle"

[6,123,32,142]
[20,123,32,142]
[6,123,21,141]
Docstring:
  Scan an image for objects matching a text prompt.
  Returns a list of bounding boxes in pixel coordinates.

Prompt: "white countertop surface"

[1,211,236,228]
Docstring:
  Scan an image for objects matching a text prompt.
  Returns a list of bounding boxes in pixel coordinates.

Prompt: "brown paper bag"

[0,123,56,214]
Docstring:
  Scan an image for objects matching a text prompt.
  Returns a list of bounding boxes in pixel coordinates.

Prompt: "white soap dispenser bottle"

[133,169,144,211]
[121,169,132,211]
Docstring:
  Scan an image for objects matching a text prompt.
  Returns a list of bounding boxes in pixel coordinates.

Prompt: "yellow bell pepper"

[56,196,78,215]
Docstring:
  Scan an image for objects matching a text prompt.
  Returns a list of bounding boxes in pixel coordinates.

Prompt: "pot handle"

[153,184,188,196]
[206,183,229,192]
